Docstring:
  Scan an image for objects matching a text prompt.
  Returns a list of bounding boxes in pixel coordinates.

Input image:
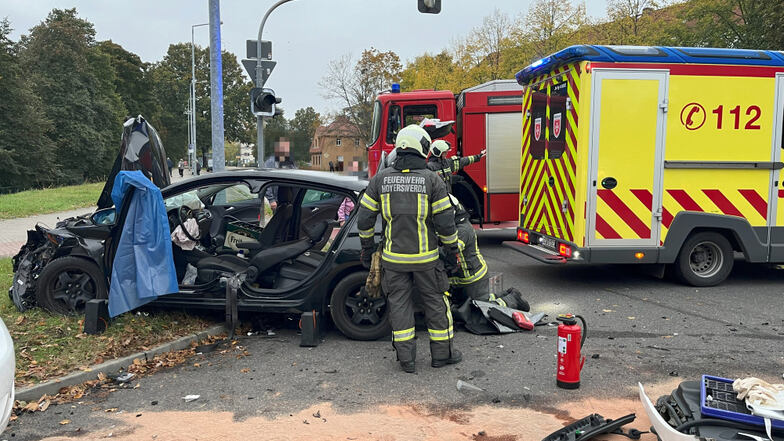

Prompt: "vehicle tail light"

[558,243,572,258]
[517,229,529,243]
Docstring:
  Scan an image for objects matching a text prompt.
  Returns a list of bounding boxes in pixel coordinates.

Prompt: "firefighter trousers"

[382,265,454,363]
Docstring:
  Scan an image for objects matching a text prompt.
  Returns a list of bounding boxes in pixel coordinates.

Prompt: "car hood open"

[97,115,170,209]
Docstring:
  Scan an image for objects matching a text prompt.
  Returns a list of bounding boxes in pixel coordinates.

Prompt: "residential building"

[310,117,367,176]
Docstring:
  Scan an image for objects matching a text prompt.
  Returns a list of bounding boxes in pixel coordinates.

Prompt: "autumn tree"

[672,0,784,49]
[320,48,401,141]
[525,0,588,58]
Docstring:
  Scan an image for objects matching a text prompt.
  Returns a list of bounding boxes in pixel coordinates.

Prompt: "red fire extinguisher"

[556,314,587,389]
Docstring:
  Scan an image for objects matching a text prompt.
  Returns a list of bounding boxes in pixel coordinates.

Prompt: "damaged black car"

[10,116,388,341]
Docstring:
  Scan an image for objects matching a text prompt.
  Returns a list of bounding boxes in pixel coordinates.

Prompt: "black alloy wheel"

[36,257,108,315]
[330,272,390,341]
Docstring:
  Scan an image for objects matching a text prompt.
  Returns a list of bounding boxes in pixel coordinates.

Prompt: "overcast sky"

[5,0,609,117]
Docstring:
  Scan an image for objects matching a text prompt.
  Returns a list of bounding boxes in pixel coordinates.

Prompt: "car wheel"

[330,272,390,341]
[36,257,108,315]
[673,231,734,287]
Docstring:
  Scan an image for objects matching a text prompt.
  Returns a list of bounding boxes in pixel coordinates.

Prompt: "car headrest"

[303,220,329,242]
[277,186,293,204]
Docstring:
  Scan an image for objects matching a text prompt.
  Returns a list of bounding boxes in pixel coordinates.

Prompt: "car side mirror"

[91,208,117,226]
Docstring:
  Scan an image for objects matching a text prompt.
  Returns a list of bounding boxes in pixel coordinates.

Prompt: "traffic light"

[417,0,441,13]
[250,87,281,117]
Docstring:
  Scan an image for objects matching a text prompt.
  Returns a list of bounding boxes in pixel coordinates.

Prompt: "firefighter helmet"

[395,125,431,158]
[430,140,450,158]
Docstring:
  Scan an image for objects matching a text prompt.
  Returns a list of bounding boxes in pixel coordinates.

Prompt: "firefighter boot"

[432,348,462,368]
[398,346,416,373]
[501,287,530,312]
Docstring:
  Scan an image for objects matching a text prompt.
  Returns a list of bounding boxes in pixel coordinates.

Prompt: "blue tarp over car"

[108,171,178,317]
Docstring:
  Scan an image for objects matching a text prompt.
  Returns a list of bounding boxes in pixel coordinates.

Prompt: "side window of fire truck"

[529,90,547,159]
[403,104,437,126]
[548,81,568,159]
[386,105,401,144]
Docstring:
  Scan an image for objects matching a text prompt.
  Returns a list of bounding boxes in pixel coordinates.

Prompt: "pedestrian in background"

[178,159,184,177]
[166,157,174,177]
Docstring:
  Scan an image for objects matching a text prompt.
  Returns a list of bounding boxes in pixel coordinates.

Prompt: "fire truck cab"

[367,81,523,225]
[503,45,784,286]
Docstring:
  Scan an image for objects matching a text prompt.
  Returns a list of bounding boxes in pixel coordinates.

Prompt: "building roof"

[311,117,364,153]
[314,117,362,139]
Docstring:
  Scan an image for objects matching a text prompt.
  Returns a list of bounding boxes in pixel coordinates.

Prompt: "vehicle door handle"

[310,207,319,213]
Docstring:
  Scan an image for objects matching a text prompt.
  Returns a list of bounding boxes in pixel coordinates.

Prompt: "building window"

[336,138,341,146]
[354,138,360,147]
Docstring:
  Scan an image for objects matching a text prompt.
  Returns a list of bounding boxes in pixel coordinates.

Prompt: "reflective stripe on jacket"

[356,167,456,271]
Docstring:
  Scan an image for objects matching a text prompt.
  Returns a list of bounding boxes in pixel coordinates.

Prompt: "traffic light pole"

[209,0,226,173]
[256,0,294,168]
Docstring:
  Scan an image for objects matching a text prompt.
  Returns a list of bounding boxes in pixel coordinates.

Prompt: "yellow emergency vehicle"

[503,45,784,286]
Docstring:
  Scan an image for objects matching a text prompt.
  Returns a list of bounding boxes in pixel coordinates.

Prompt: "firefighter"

[427,140,486,192]
[444,195,528,311]
[356,124,462,374]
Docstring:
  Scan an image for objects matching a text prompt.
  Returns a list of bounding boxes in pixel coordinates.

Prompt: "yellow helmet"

[394,124,431,158]
[430,140,450,157]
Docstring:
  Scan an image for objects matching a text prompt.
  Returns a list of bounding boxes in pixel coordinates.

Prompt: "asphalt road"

[6,230,784,440]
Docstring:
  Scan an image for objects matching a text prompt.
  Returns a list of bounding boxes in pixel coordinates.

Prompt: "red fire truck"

[367,80,523,225]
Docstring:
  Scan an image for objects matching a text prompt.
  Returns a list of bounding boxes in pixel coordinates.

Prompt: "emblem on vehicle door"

[553,113,562,138]
[534,118,542,141]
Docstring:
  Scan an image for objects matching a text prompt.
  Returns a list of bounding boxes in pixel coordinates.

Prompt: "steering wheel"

[177,206,200,241]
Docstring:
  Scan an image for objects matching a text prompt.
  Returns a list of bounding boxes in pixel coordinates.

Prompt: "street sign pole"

[209,0,226,173]
[255,0,294,167]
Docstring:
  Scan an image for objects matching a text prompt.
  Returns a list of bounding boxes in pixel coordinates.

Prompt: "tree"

[262,111,289,163]
[320,48,401,141]
[289,107,321,162]
[671,0,784,49]
[150,43,255,163]
[19,8,126,184]
[525,0,588,58]
[0,19,56,191]
[97,40,160,122]
[400,51,457,91]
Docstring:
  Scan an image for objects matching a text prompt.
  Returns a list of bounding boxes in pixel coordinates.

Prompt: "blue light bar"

[391,83,401,93]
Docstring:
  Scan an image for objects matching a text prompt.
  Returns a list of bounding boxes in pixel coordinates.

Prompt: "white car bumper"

[0,319,14,434]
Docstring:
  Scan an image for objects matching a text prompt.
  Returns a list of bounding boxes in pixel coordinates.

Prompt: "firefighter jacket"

[357,153,458,272]
[427,154,483,190]
[445,216,488,286]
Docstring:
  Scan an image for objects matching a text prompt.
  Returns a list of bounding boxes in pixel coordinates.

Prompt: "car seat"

[195,220,329,284]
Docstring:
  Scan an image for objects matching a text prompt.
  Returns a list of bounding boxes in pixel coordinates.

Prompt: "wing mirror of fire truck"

[417,0,441,13]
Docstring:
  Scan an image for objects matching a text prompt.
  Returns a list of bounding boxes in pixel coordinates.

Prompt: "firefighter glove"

[443,245,460,272]
[361,245,374,269]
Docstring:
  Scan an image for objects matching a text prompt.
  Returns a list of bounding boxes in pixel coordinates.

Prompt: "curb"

[15,324,226,402]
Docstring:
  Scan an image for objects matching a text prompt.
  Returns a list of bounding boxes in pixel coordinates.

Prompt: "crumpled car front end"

[9,219,102,312]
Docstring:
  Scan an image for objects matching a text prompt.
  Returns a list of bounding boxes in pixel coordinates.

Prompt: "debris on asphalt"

[150,401,158,406]
[669,370,679,376]
[59,419,71,425]
[456,380,484,393]
[115,372,135,383]
[592,354,600,359]
[313,410,321,418]
[182,395,200,402]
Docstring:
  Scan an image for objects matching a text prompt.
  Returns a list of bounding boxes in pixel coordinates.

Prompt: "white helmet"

[430,140,450,158]
[395,124,431,158]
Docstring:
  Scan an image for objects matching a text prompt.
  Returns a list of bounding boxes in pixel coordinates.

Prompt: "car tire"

[330,272,390,341]
[36,257,108,315]
[673,231,734,287]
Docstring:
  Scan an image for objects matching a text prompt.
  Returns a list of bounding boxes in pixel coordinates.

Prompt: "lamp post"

[255,0,295,168]
[191,22,209,175]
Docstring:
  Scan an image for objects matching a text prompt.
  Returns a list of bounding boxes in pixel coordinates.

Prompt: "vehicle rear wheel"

[330,272,390,341]
[673,231,734,287]
[36,257,108,315]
